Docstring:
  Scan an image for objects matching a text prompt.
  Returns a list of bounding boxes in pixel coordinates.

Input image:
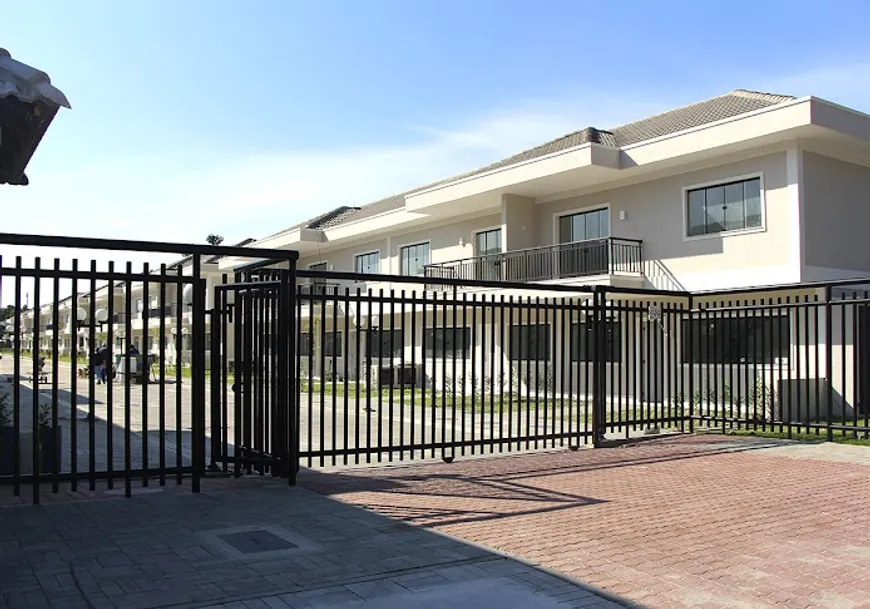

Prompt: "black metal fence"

[291,271,870,467]
[3,231,870,503]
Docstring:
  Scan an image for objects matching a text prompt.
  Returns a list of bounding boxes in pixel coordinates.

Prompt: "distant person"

[128,343,140,356]
[99,344,109,383]
[92,345,107,384]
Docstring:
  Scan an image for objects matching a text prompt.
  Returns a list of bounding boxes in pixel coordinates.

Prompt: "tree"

[206,234,224,246]
[0,304,15,322]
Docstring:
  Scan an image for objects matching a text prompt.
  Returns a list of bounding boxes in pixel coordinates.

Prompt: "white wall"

[538,152,796,292]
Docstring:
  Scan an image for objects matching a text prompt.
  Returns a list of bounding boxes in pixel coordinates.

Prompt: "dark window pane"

[723,183,745,231]
[687,178,763,237]
[324,332,343,357]
[687,190,706,236]
[585,212,600,240]
[510,324,550,361]
[355,252,379,274]
[571,322,621,362]
[559,216,574,243]
[704,186,725,233]
[598,208,611,238]
[745,178,762,228]
[401,243,430,276]
[681,315,789,364]
[559,209,610,244]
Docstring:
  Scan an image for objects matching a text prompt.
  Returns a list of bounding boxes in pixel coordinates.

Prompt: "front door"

[558,208,610,278]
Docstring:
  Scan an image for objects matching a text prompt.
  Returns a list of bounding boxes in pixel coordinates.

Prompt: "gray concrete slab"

[0,478,631,609]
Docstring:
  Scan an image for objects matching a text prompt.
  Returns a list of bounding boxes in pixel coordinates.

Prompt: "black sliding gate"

[0,233,297,504]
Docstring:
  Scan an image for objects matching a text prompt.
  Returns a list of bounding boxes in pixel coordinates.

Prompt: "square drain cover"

[217,530,296,554]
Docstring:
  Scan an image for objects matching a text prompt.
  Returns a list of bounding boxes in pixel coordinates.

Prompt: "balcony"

[424,237,642,288]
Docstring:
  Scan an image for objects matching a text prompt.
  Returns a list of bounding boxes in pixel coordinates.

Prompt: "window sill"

[683,226,766,242]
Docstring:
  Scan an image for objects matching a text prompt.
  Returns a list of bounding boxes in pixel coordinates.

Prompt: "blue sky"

[3,0,870,251]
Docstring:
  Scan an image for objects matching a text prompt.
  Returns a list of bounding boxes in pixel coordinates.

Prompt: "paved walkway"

[0,477,627,609]
[301,435,870,609]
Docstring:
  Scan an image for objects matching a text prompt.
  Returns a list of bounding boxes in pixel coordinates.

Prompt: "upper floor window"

[686,177,762,237]
[559,208,610,244]
[400,242,430,276]
[355,252,380,275]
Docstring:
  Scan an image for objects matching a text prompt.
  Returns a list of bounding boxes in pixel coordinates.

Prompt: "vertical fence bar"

[210,284,221,472]
[825,286,834,442]
[141,265,150,485]
[399,291,407,461]
[410,290,418,459]
[591,288,603,448]
[344,288,351,465]
[388,290,396,462]
[13,258,22,496]
[354,289,361,464]
[69,261,79,492]
[221,278,229,472]
[175,267,184,484]
[124,264,133,498]
[31,257,41,504]
[191,254,206,492]
[88,262,97,490]
[50,259,60,494]
[287,262,298,482]
[687,296,695,433]
[159,266,167,483]
[502,296,509,452]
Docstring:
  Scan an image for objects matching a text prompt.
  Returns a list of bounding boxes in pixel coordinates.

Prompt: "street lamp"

[75,307,109,330]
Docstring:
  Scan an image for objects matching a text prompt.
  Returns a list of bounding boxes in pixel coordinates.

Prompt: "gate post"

[208,289,222,472]
[277,256,299,484]
[687,295,695,434]
[191,255,208,493]
[591,287,605,448]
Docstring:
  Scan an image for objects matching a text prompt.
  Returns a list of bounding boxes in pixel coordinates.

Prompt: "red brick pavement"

[300,435,870,609]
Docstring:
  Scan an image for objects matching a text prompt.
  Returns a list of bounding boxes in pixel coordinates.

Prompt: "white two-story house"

[223,89,870,420]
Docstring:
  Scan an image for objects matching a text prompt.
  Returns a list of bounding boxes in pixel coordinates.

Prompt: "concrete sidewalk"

[0,476,629,609]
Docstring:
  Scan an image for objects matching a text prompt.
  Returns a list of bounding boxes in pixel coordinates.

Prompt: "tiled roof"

[266,89,795,239]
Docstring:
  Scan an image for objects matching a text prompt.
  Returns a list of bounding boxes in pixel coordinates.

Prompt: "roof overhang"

[405,143,621,214]
[403,96,870,215]
[0,49,70,186]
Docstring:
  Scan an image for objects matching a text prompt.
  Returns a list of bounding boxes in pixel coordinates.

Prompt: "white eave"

[0,48,70,109]
[403,96,870,214]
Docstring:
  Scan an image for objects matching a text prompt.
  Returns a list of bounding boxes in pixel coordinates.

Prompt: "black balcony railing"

[299,282,344,296]
[424,237,642,287]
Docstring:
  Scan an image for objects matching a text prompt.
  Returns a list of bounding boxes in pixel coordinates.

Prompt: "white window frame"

[552,203,612,245]
[682,172,766,241]
[398,240,431,277]
[354,250,381,275]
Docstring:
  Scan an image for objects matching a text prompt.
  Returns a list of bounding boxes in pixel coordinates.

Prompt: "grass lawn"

[717,421,870,447]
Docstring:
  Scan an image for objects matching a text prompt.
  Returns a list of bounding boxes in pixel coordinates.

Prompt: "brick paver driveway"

[300,434,870,609]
